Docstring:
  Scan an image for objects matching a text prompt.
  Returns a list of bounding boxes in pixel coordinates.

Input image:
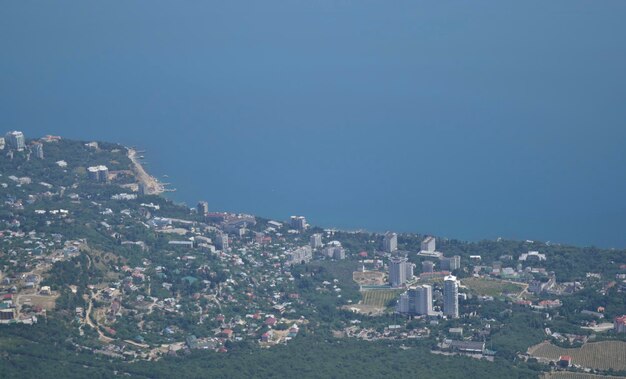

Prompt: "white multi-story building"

[397,292,410,314]
[290,216,307,230]
[310,233,323,249]
[421,236,436,252]
[87,165,109,183]
[383,232,398,253]
[397,284,432,316]
[285,246,313,266]
[439,255,461,271]
[416,284,433,315]
[197,201,209,215]
[5,131,25,151]
[443,275,459,318]
[322,245,345,260]
[215,234,229,250]
[32,142,44,159]
[405,262,415,282]
[389,256,409,287]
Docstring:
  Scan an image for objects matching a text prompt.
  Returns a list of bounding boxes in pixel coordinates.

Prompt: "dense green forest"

[0,318,539,379]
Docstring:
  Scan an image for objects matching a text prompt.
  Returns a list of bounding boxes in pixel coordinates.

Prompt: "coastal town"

[1,131,626,377]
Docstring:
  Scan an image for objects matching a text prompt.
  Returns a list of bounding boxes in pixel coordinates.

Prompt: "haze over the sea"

[2,1,626,248]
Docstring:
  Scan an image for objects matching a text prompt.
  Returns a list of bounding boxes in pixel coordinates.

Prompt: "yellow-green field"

[360,289,402,308]
[461,277,525,297]
[530,341,626,371]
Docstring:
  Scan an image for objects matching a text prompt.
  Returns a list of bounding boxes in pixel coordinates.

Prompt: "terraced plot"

[543,372,626,379]
[361,289,402,308]
[530,340,626,371]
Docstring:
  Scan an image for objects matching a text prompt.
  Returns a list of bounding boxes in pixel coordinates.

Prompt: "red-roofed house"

[261,331,273,342]
[288,327,299,338]
[221,329,234,339]
[558,355,572,367]
[265,317,277,327]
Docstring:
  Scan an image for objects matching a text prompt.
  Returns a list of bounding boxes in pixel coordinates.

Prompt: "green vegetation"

[2,136,626,378]
[0,319,539,379]
[462,277,525,298]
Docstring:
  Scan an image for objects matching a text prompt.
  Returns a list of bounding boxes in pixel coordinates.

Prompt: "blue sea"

[2,1,626,248]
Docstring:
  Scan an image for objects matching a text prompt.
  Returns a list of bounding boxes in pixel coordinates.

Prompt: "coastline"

[123,146,613,249]
[127,148,165,195]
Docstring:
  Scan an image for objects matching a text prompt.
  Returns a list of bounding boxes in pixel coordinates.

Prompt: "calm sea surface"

[2,1,626,247]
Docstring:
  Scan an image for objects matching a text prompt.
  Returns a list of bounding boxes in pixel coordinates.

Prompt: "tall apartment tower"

[310,233,323,249]
[88,165,109,183]
[197,201,209,216]
[421,236,436,252]
[216,234,229,251]
[383,232,398,253]
[405,262,415,282]
[440,255,461,271]
[389,256,409,287]
[5,131,25,151]
[416,284,433,315]
[397,292,410,314]
[290,216,307,231]
[32,142,44,159]
[398,285,433,315]
[99,166,109,183]
[443,275,459,318]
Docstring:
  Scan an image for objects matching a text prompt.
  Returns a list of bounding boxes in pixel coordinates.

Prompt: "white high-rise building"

[290,216,307,230]
[416,284,433,316]
[310,233,323,249]
[389,256,408,287]
[87,165,109,183]
[397,292,410,314]
[216,234,229,251]
[421,236,436,252]
[405,262,415,282]
[5,131,25,151]
[443,275,459,318]
[197,201,209,215]
[322,245,345,260]
[383,232,398,253]
[32,142,44,159]
[397,284,432,316]
[285,246,313,265]
[440,255,461,271]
